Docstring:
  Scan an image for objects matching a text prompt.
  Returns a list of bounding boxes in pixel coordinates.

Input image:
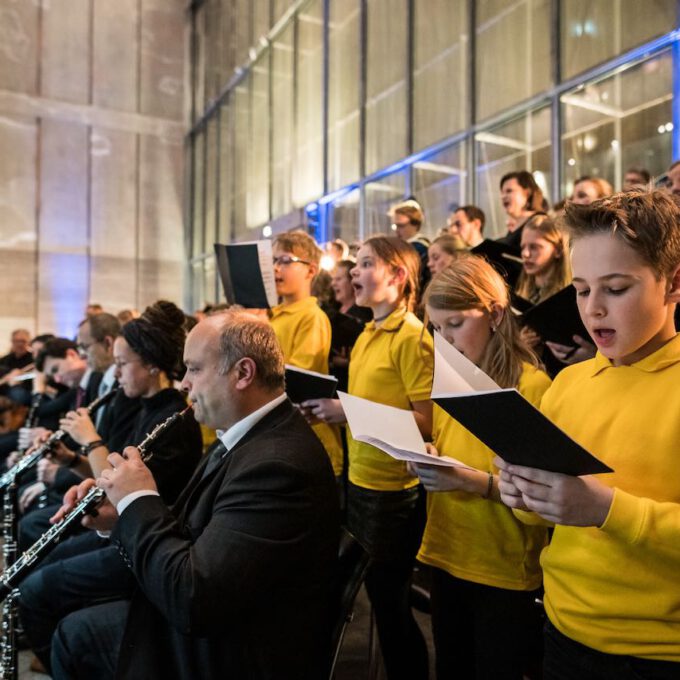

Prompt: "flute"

[0,403,193,603]
[0,388,118,492]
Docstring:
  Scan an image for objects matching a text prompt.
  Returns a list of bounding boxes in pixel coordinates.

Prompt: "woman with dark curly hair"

[60,299,203,502]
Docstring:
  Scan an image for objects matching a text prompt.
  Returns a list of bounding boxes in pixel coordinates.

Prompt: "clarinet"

[0,403,193,604]
[17,393,42,456]
[0,394,45,679]
[0,388,118,493]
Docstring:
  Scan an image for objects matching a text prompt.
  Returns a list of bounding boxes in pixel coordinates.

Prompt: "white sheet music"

[338,392,471,469]
[432,331,500,396]
[255,240,278,307]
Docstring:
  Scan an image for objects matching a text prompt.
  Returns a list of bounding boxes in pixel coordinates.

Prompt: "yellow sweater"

[419,363,551,590]
[537,334,680,661]
[270,297,343,475]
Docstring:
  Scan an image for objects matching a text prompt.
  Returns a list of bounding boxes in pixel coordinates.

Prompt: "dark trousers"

[19,532,135,673]
[347,482,428,680]
[51,599,128,680]
[430,567,543,680]
[544,619,680,680]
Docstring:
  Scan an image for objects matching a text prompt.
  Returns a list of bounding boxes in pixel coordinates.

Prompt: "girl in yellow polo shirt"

[303,235,433,680]
[410,256,551,680]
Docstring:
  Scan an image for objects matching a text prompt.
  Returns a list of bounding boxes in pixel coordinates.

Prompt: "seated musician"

[50,309,340,679]
[18,300,203,675]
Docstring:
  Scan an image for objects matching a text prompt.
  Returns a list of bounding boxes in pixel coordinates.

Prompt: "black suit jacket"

[111,399,340,680]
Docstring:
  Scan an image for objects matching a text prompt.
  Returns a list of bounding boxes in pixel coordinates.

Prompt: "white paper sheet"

[338,392,470,468]
[432,331,500,396]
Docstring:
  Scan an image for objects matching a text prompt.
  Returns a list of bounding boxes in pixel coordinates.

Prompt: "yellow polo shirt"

[536,334,680,661]
[270,296,343,475]
[347,306,434,491]
[418,363,551,590]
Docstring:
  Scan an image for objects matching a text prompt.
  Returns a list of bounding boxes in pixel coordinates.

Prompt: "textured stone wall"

[0,0,187,342]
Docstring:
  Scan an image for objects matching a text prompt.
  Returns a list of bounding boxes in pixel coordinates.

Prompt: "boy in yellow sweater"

[497,190,680,680]
[269,231,343,475]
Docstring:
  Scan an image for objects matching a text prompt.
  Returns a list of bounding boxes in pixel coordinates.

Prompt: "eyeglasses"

[273,255,311,267]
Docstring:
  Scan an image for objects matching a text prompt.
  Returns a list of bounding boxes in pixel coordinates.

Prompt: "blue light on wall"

[305,202,325,243]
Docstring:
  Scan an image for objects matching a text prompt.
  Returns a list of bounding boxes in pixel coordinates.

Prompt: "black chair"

[328,528,371,679]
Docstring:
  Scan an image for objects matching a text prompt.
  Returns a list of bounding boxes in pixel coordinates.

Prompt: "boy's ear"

[666,264,680,304]
[306,262,318,279]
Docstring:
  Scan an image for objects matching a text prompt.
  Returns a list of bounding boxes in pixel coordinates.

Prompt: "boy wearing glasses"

[270,231,343,477]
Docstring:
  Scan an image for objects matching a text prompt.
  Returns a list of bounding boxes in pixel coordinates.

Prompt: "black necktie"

[200,441,227,480]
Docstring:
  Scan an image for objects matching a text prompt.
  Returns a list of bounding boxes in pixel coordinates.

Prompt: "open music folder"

[284,365,338,404]
[470,239,523,287]
[431,332,612,476]
[338,392,471,469]
[214,240,278,308]
[520,284,589,348]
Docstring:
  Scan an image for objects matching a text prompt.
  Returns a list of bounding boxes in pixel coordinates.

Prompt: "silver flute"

[0,403,193,604]
[0,388,118,492]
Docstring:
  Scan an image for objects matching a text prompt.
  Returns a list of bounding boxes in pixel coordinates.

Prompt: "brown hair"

[389,200,424,229]
[500,171,545,213]
[214,309,285,390]
[515,214,572,302]
[457,205,486,231]
[563,190,680,280]
[364,235,421,312]
[273,231,322,268]
[424,255,538,388]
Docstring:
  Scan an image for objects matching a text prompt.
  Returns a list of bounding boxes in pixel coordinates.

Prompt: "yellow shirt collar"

[271,296,318,318]
[590,333,680,376]
[365,305,408,333]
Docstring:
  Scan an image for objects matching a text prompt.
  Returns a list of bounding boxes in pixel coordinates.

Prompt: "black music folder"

[433,390,612,476]
[510,292,534,315]
[470,239,523,288]
[214,241,278,309]
[284,365,338,404]
[521,285,589,348]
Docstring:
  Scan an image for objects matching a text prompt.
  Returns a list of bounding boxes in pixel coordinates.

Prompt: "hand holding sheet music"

[494,457,615,527]
[338,392,472,469]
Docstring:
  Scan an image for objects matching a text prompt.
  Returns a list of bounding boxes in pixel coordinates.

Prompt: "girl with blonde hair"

[516,214,572,304]
[411,255,551,679]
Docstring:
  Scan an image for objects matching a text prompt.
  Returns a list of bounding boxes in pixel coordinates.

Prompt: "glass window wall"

[475,0,551,122]
[365,0,409,175]
[413,0,469,151]
[293,1,325,206]
[412,142,468,239]
[561,50,674,196]
[187,0,679,310]
[561,0,677,79]
[328,0,361,192]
